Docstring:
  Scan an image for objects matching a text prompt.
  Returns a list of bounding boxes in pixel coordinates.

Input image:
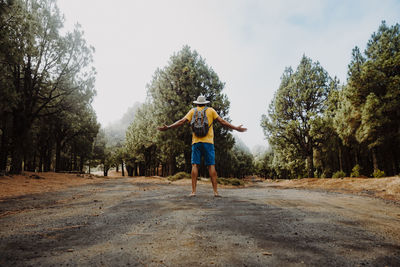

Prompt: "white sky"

[57,0,400,150]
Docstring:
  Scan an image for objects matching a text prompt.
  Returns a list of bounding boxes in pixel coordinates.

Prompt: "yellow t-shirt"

[184,107,219,144]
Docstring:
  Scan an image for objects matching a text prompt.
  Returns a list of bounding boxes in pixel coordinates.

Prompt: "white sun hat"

[193,95,210,104]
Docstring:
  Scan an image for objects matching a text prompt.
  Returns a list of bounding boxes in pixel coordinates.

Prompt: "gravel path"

[1,178,399,266]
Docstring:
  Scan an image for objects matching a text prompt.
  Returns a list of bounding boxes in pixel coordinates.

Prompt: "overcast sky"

[57,0,400,150]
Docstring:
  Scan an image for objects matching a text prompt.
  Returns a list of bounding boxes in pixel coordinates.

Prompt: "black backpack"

[190,107,212,137]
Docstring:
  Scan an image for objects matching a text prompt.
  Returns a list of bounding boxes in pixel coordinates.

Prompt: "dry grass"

[0,172,102,200]
[266,176,400,202]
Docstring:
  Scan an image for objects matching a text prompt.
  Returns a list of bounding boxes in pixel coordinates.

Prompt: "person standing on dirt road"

[157,95,247,197]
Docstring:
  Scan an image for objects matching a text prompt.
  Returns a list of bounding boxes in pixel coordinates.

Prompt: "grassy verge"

[217,177,244,186]
[167,172,191,181]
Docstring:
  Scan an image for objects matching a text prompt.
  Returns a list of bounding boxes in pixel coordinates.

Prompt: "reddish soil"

[0,172,102,200]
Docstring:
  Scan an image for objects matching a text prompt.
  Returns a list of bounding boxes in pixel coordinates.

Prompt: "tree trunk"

[134,163,138,176]
[79,156,84,173]
[184,149,191,173]
[10,134,24,174]
[0,114,8,174]
[44,147,52,172]
[139,163,145,176]
[168,157,176,176]
[10,114,27,174]
[338,146,343,172]
[55,139,61,172]
[126,165,134,176]
[355,151,359,166]
[371,148,379,171]
[73,150,77,171]
[306,150,314,178]
[69,151,73,171]
[393,150,399,175]
[38,150,43,172]
[32,150,37,172]
[372,147,378,171]
[121,161,125,176]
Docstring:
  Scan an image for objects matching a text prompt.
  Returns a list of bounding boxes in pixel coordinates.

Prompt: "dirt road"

[1,177,400,266]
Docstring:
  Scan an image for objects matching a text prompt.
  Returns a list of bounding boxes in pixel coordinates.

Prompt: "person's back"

[186,106,219,144]
[157,95,247,197]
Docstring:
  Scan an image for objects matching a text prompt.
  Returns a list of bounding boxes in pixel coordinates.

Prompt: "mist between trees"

[0,1,399,179]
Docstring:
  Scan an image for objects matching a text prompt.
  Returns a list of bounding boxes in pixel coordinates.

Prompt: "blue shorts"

[191,142,215,166]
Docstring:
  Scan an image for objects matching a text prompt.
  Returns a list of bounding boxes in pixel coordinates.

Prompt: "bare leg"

[208,165,219,196]
[190,164,198,196]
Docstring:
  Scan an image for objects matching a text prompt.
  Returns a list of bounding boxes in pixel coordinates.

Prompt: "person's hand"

[157,125,169,131]
[236,125,247,132]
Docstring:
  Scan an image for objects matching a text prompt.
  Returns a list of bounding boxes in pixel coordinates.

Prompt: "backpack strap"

[193,108,198,121]
[201,107,208,124]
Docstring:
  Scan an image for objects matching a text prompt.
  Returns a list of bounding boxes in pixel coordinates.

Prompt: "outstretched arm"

[157,117,189,131]
[216,116,247,132]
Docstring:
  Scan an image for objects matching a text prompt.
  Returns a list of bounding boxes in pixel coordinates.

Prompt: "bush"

[350,164,361,177]
[332,170,346,178]
[167,172,191,181]
[217,177,244,186]
[372,169,385,178]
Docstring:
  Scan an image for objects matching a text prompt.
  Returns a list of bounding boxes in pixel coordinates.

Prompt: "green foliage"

[167,171,191,181]
[228,136,254,178]
[261,56,337,178]
[0,0,98,174]
[350,164,361,177]
[337,21,400,172]
[372,169,385,178]
[125,102,159,176]
[261,21,400,179]
[217,177,244,186]
[332,171,346,178]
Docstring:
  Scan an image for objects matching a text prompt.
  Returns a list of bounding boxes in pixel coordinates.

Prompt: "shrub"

[332,170,346,178]
[217,177,244,186]
[350,164,361,177]
[372,169,385,178]
[167,172,191,181]
[321,168,332,178]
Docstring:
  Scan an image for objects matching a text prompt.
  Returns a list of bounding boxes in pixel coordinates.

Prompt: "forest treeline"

[0,0,99,174]
[1,0,398,179]
[260,21,400,179]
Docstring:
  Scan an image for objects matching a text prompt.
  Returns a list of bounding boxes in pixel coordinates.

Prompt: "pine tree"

[339,21,400,174]
[262,56,336,178]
